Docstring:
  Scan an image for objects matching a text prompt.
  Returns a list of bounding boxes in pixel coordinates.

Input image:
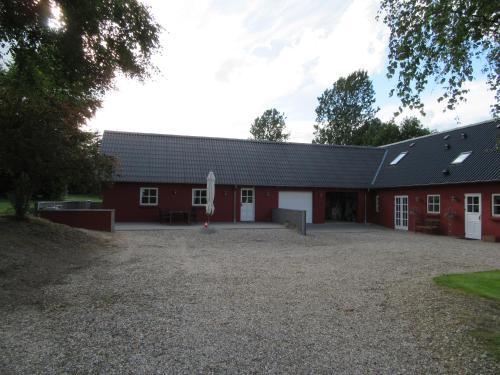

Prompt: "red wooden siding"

[367,183,500,240]
[103,183,367,224]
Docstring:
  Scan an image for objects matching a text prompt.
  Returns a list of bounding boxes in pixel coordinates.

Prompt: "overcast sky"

[87,0,496,143]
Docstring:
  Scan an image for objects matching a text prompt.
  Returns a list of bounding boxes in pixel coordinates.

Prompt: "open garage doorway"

[325,192,358,222]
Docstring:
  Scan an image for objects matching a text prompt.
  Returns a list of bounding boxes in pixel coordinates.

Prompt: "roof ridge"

[379,118,499,148]
[102,130,382,150]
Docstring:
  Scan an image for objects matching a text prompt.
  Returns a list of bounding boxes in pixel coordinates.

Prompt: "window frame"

[427,194,440,214]
[192,188,208,206]
[389,151,408,165]
[139,187,158,206]
[451,151,472,164]
[492,194,500,217]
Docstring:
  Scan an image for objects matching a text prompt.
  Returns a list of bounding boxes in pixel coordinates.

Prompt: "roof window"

[451,151,472,164]
[443,135,450,140]
[390,151,408,165]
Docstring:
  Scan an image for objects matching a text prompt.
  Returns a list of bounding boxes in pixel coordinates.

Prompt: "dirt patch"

[0,216,115,310]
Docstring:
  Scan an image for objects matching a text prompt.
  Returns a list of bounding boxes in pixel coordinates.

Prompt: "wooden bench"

[415,217,441,234]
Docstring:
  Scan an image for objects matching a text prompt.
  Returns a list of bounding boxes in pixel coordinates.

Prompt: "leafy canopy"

[250,108,290,142]
[354,117,432,147]
[0,0,161,93]
[0,1,161,218]
[379,0,499,116]
[313,70,378,145]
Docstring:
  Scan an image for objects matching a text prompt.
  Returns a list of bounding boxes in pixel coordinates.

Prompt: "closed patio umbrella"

[206,171,215,220]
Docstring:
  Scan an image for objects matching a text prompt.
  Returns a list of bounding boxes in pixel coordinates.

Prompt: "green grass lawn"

[0,194,102,216]
[434,270,500,300]
[434,270,500,360]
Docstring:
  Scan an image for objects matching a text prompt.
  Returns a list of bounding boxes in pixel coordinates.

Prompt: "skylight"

[451,151,472,164]
[390,151,408,165]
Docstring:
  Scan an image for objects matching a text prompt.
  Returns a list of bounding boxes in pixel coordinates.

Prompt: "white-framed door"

[465,194,481,240]
[240,188,255,221]
[394,195,408,230]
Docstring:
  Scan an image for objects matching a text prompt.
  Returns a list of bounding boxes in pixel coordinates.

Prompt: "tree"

[353,117,432,146]
[0,65,115,217]
[353,118,401,147]
[313,70,378,145]
[379,0,499,116]
[250,108,290,142]
[0,1,161,218]
[399,117,433,140]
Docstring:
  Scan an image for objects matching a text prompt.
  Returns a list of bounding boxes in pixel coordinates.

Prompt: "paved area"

[1,225,500,374]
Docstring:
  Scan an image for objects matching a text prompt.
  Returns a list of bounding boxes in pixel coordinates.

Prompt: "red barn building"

[102,120,500,241]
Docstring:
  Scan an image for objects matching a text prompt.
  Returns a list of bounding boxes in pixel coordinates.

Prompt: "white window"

[192,189,207,206]
[375,195,380,213]
[390,151,408,165]
[451,151,472,164]
[427,195,440,214]
[493,194,500,217]
[140,187,158,206]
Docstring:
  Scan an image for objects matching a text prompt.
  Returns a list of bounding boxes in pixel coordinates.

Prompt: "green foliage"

[434,270,500,300]
[0,1,160,217]
[353,117,431,147]
[0,1,161,92]
[353,118,401,146]
[379,0,499,116]
[250,108,290,142]
[399,116,433,140]
[313,70,378,145]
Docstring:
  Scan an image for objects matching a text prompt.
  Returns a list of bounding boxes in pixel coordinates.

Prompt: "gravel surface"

[1,222,500,374]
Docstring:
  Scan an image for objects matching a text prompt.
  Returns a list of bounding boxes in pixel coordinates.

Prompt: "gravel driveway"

[1,224,500,374]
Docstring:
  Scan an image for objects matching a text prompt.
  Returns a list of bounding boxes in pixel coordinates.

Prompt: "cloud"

[379,80,496,131]
[86,0,489,144]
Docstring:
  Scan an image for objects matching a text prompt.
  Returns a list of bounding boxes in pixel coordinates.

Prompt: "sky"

[87,0,496,143]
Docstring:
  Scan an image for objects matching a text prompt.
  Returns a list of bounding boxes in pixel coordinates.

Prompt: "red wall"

[103,183,236,222]
[102,183,367,224]
[40,209,115,232]
[368,183,500,240]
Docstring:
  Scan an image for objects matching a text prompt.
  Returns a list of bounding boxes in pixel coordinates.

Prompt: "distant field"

[0,195,102,216]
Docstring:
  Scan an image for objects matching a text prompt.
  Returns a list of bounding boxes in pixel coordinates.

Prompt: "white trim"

[492,194,500,217]
[192,188,207,206]
[139,187,158,206]
[427,194,440,214]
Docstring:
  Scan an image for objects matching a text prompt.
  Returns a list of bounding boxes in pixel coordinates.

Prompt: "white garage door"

[278,191,313,223]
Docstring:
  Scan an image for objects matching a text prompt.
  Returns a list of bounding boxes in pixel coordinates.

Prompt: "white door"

[465,194,481,240]
[240,188,255,221]
[278,191,313,223]
[394,195,408,230]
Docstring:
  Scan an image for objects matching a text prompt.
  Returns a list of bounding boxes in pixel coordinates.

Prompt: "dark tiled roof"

[101,119,500,189]
[372,119,500,188]
[101,131,385,188]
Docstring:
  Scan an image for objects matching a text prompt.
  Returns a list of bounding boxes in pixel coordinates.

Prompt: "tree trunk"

[7,173,33,219]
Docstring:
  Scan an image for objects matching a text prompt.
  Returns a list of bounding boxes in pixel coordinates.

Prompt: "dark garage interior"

[325,192,358,221]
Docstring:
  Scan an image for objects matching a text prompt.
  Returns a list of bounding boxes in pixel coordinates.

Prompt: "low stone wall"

[272,208,306,235]
[40,209,115,232]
